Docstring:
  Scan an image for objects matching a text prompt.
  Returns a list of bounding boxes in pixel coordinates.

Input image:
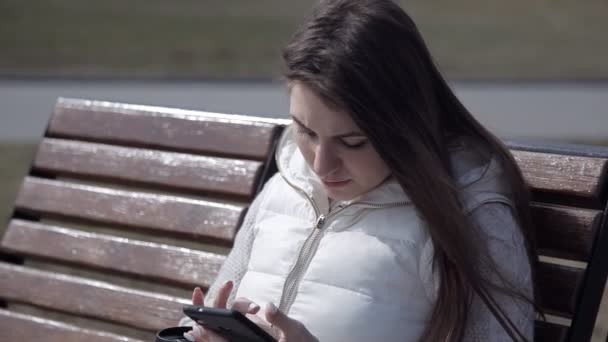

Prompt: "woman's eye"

[342,139,367,149]
[296,128,316,138]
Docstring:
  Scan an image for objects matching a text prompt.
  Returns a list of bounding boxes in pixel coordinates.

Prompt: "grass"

[1,0,607,79]
[0,143,37,235]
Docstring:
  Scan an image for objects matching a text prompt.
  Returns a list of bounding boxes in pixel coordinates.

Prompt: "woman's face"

[289,82,391,201]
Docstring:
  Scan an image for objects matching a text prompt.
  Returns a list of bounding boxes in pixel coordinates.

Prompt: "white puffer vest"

[235,126,512,341]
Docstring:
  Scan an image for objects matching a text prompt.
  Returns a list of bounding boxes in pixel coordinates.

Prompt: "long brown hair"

[281,0,540,341]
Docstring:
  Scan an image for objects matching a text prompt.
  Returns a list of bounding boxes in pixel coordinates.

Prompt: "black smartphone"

[182,305,277,342]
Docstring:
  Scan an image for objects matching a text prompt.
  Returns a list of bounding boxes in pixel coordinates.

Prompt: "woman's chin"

[325,184,362,201]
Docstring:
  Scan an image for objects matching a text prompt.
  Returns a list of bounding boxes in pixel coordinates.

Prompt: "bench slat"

[49,98,284,161]
[534,320,568,342]
[0,263,187,332]
[538,262,584,318]
[532,203,601,262]
[512,150,607,207]
[0,309,145,342]
[15,177,243,242]
[2,219,225,288]
[34,138,263,198]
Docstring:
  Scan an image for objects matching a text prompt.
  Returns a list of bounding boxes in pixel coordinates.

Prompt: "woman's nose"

[313,143,340,177]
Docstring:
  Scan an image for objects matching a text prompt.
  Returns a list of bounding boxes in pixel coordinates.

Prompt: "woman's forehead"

[289,83,361,133]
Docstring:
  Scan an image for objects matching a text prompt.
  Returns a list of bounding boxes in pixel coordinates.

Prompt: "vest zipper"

[274,141,409,313]
[277,203,346,313]
[276,199,408,314]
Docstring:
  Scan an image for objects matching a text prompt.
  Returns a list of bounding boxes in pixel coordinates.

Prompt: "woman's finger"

[183,324,204,342]
[245,313,279,339]
[212,280,233,308]
[231,297,260,315]
[191,287,205,306]
[263,302,317,341]
[184,323,228,342]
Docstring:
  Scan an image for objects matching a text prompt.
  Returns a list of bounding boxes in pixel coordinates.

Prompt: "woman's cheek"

[296,138,315,165]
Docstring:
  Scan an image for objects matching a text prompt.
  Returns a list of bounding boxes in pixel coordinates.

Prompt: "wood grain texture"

[512,150,607,205]
[532,203,601,262]
[48,98,287,160]
[0,263,188,332]
[34,138,263,198]
[538,262,584,318]
[534,320,568,342]
[2,219,226,288]
[0,309,145,342]
[15,177,244,242]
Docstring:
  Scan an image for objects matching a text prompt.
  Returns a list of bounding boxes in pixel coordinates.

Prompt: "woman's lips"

[322,179,351,188]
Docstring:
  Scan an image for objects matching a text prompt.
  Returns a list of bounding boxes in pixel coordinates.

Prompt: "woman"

[182,0,538,341]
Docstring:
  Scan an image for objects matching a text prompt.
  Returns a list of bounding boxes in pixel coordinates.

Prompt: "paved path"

[1,79,606,142]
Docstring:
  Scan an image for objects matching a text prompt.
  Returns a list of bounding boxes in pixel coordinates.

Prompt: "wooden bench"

[0,98,607,342]
[505,141,608,342]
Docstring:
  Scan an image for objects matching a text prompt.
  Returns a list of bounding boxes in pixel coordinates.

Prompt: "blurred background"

[1,0,607,339]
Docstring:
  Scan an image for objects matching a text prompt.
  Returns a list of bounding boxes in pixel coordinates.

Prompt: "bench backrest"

[506,142,608,342]
[1,99,607,341]
[0,98,288,341]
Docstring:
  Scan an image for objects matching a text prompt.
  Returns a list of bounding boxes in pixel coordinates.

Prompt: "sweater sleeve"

[178,178,271,326]
[462,202,535,341]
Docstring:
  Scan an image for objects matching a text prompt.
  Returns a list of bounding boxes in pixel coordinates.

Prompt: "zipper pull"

[315,215,326,229]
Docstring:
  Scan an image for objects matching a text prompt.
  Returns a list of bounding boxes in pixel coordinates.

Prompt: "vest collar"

[275,125,410,214]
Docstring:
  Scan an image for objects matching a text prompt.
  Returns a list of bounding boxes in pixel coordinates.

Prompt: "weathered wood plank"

[15,177,243,242]
[33,138,262,198]
[0,309,145,342]
[532,203,601,262]
[512,150,607,206]
[0,263,188,332]
[506,140,608,159]
[538,262,584,318]
[48,98,287,160]
[2,219,226,288]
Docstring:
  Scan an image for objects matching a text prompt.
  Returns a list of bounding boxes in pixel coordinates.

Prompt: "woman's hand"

[184,281,318,342]
[263,302,319,342]
[184,281,260,342]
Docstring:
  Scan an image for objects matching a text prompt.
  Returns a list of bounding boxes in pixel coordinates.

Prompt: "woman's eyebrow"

[290,115,312,131]
[290,115,366,138]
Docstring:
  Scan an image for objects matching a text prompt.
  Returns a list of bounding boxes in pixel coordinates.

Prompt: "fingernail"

[192,325,203,338]
[249,302,260,312]
[183,332,195,341]
[266,302,278,314]
[225,280,233,287]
